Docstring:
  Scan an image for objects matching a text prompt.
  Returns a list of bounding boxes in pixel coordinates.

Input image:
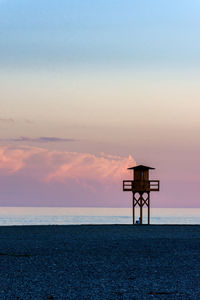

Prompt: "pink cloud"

[0,146,135,202]
[0,145,137,206]
[0,146,45,174]
[46,152,135,184]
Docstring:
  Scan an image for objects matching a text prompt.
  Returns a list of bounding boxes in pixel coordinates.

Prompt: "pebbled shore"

[0,225,199,299]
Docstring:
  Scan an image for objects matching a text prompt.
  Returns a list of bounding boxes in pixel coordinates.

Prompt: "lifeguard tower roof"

[127,165,155,170]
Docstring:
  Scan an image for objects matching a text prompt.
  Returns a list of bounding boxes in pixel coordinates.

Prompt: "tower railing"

[123,180,159,192]
[149,180,160,191]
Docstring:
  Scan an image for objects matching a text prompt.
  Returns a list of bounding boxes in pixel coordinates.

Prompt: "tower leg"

[140,192,143,224]
[148,192,150,225]
[132,193,135,225]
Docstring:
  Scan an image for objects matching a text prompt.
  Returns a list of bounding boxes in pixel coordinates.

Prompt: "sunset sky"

[0,0,200,207]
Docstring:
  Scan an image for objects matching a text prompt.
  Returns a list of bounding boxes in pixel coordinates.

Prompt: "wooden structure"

[123,165,159,224]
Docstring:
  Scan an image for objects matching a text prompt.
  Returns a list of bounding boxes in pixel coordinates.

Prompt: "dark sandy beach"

[0,225,199,299]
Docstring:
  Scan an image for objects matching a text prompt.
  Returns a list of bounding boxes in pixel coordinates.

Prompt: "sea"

[0,207,199,225]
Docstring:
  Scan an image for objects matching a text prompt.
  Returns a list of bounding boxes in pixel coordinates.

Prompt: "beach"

[0,225,199,299]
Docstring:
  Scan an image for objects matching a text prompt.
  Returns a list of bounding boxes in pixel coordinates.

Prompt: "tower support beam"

[148,192,150,225]
[132,196,135,225]
[140,192,143,224]
[132,192,150,224]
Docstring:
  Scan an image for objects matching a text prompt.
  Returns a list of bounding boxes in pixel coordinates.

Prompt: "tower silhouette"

[123,165,159,224]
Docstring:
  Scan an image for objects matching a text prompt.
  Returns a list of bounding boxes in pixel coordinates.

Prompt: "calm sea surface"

[0,207,199,225]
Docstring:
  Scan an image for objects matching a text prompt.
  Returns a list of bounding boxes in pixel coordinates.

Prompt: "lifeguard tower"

[123,165,159,224]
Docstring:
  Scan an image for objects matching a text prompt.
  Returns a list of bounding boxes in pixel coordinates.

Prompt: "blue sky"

[1,0,200,69]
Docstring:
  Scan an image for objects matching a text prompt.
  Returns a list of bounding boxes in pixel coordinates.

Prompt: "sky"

[0,0,200,207]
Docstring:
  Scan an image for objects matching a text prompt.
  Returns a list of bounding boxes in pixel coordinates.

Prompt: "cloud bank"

[0,146,135,206]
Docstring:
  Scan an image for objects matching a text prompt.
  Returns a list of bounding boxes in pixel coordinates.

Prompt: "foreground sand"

[0,225,199,299]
